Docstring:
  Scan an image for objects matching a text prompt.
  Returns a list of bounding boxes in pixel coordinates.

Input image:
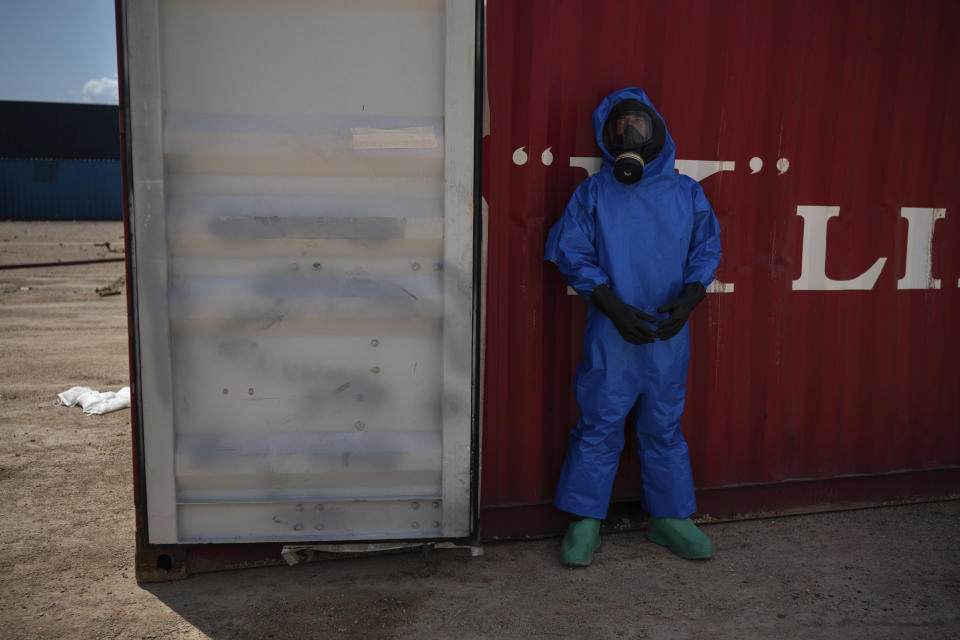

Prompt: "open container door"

[120,0,480,551]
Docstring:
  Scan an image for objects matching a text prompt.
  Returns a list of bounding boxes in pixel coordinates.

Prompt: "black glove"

[590,284,657,344]
[656,282,707,340]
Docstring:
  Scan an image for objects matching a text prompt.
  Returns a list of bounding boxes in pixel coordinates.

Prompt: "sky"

[0,0,119,104]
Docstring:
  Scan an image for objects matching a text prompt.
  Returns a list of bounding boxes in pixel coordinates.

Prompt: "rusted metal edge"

[135,535,482,583]
[480,467,960,540]
[115,0,149,567]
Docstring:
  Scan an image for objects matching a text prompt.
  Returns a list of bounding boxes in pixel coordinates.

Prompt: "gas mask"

[602,99,666,184]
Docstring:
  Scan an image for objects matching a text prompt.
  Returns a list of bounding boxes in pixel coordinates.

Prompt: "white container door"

[121,0,477,543]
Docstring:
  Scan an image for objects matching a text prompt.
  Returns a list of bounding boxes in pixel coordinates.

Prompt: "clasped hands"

[590,282,706,344]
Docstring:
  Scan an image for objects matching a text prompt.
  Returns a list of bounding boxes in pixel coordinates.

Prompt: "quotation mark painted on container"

[512,147,555,166]
[749,157,790,175]
[517,148,791,177]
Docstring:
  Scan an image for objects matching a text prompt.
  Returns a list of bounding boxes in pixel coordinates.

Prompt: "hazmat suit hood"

[593,87,676,181]
[545,84,721,304]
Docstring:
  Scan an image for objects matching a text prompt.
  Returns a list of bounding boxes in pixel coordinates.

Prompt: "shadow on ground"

[139,503,960,640]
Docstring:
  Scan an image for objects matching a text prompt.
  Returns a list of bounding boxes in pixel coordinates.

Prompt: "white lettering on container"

[898,207,946,290]
[792,206,887,291]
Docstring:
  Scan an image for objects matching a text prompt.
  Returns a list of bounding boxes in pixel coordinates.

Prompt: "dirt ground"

[1,221,958,640]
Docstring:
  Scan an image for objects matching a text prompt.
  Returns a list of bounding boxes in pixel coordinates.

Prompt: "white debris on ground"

[57,386,131,415]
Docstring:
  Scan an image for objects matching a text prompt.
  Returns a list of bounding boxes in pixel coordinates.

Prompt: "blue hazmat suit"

[545,87,722,520]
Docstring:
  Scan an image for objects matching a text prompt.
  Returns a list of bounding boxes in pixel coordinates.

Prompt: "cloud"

[81,75,119,104]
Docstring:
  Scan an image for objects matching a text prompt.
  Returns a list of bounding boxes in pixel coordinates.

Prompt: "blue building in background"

[0,101,121,220]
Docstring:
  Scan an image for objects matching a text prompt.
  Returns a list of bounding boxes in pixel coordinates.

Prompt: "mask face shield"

[613,112,654,150]
[602,99,666,184]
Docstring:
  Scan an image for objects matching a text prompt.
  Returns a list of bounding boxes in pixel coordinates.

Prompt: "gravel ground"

[1,221,958,640]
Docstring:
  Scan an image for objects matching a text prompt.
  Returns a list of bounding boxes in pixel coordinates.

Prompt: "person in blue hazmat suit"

[544,87,722,566]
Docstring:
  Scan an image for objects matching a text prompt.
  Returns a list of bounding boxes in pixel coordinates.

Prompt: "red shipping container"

[480,0,960,537]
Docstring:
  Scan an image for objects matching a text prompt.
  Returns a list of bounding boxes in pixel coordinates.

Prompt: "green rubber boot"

[647,517,713,560]
[560,518,602,567]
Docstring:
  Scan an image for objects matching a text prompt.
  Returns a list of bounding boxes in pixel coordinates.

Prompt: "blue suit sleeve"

[544,179,610,299]
[682,179,722,288]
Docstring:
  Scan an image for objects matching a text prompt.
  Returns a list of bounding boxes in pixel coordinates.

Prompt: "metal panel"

[440,0,479,539]
[124,0,177,542]
[124,0,476,543]
[0,158,122,220]
[481,0,960,520]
